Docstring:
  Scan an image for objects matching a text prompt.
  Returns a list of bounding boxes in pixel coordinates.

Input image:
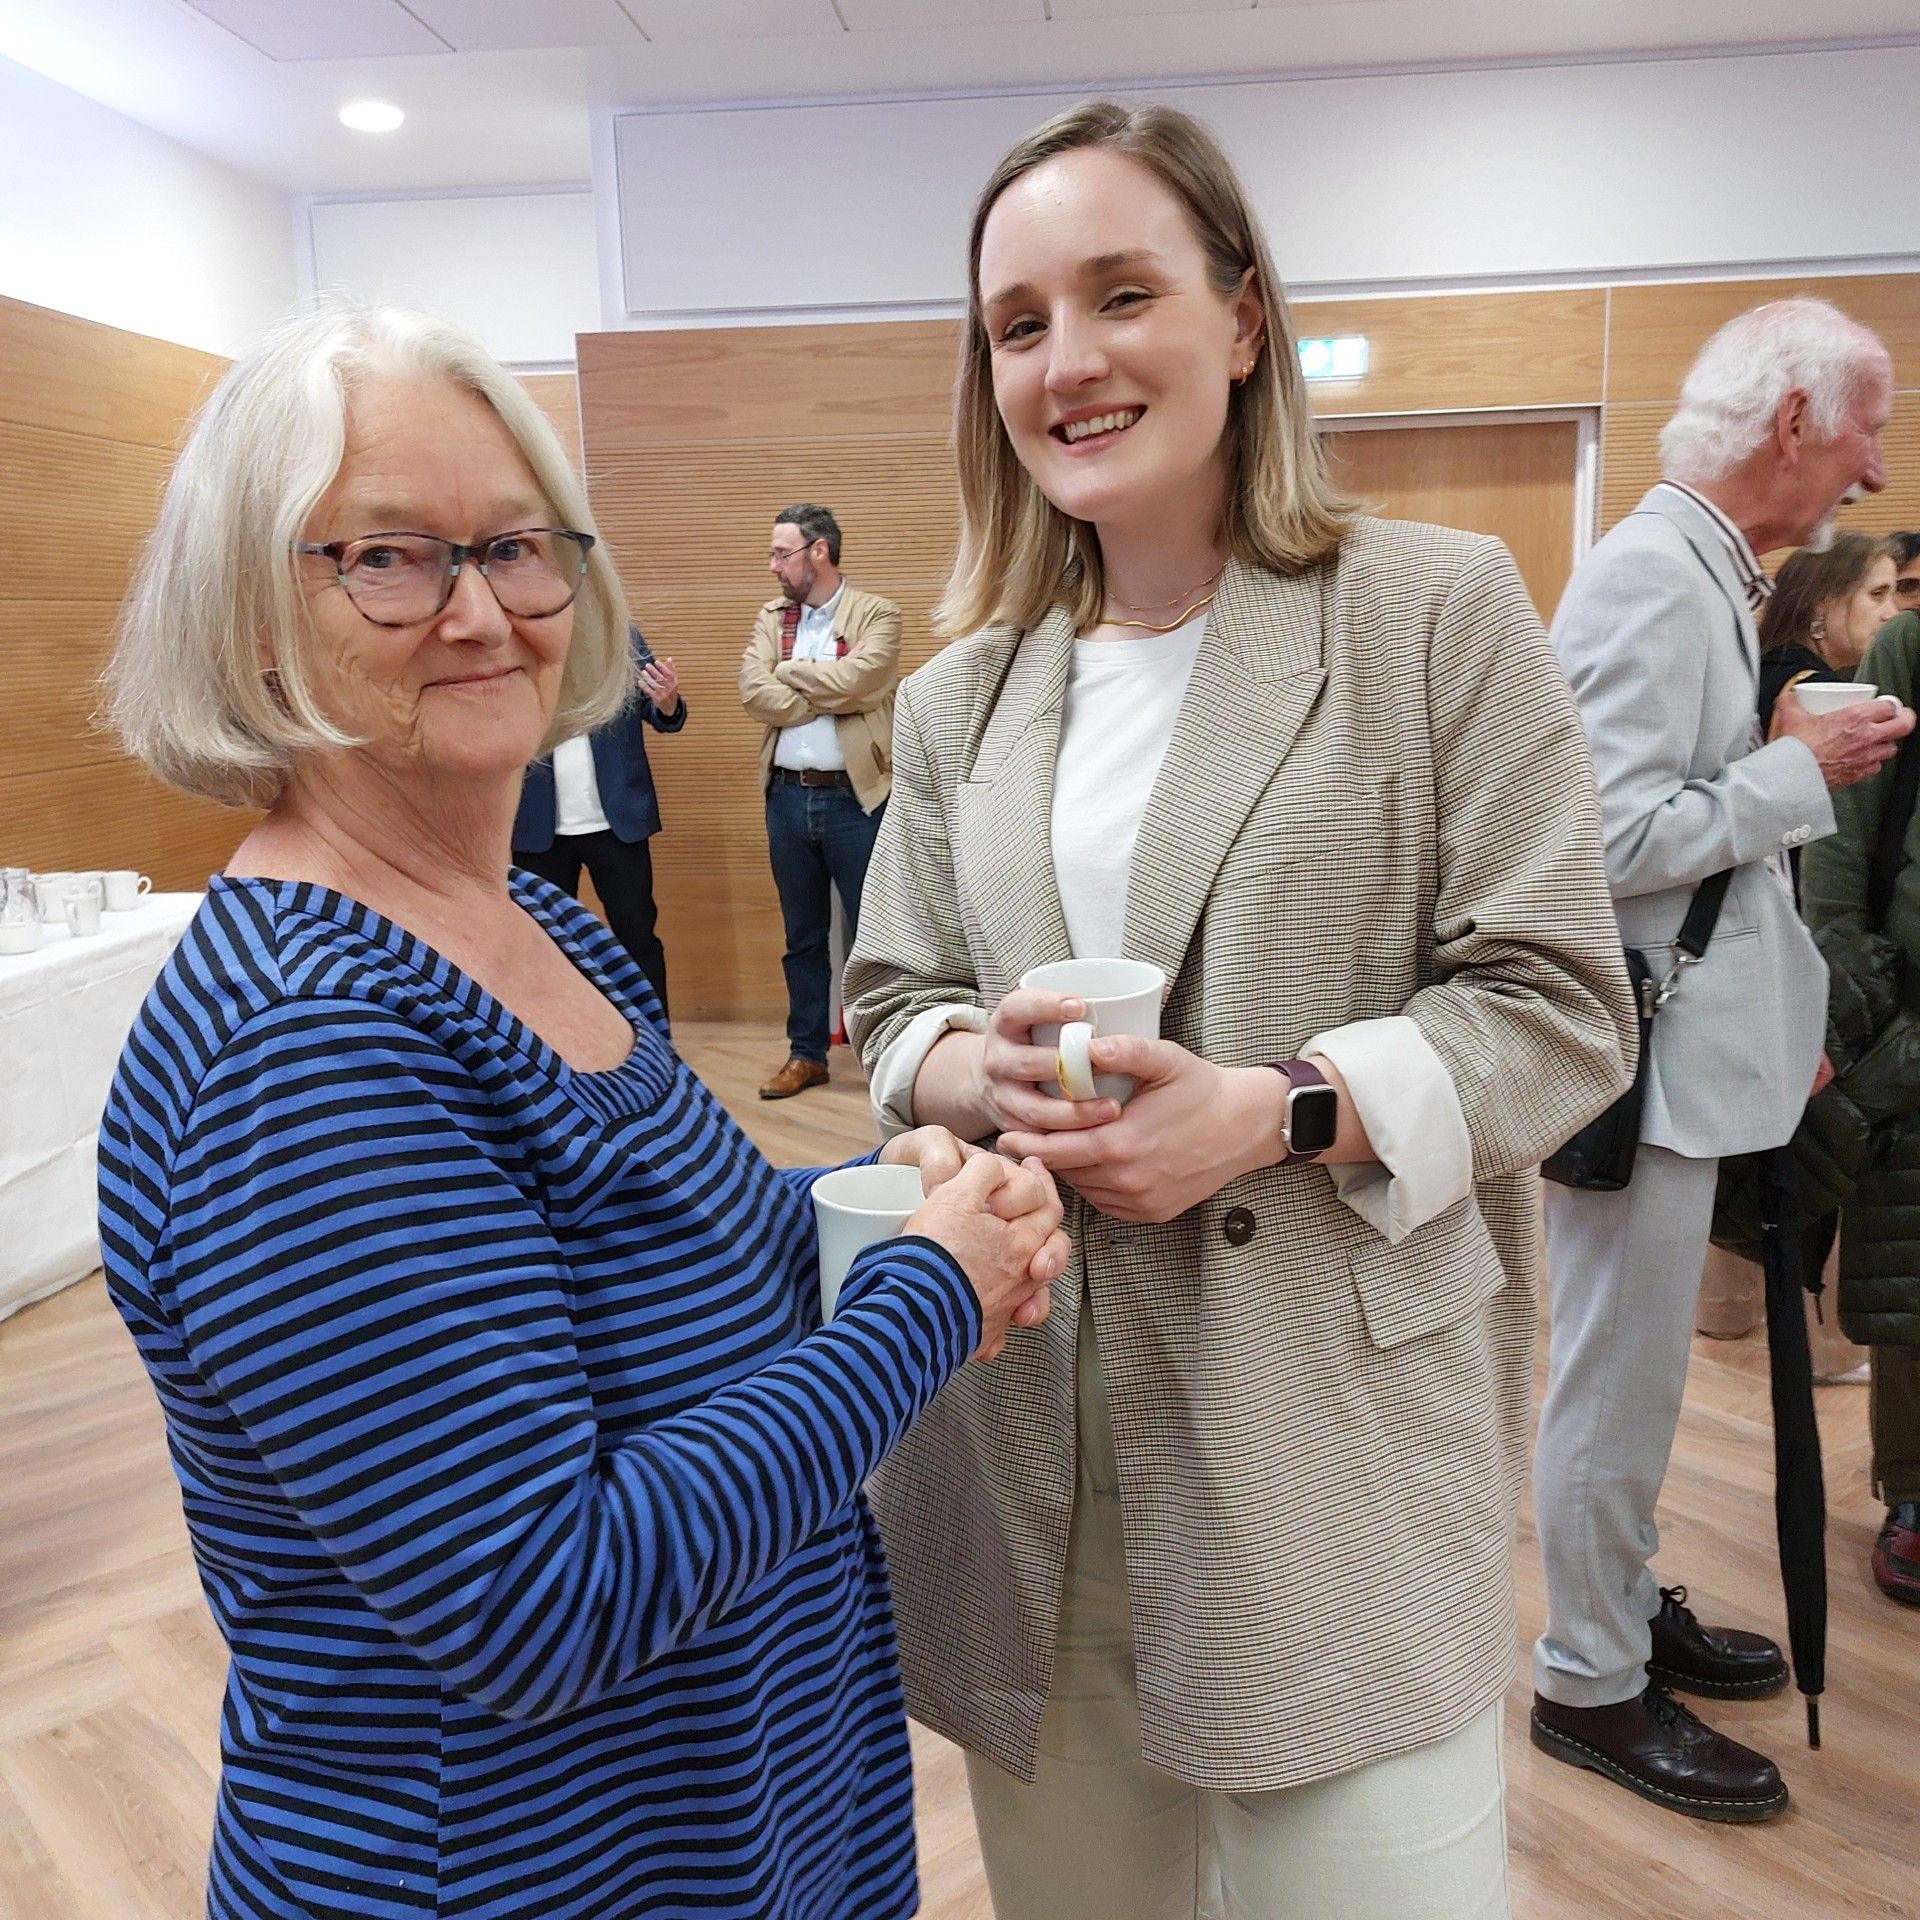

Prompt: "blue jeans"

[765,776,885,1063]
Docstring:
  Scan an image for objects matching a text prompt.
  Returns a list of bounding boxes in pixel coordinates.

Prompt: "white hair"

[1658,297,1890,487]
[106,300,633,808]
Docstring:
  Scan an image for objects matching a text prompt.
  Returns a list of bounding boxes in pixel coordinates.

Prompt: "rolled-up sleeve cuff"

[869,1002,988,1135]
[1302,1015,1473,1244]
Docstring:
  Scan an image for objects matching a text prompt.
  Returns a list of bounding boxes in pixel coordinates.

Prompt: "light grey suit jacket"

[1552,486,1833,1158]
[845,523,1634,1791]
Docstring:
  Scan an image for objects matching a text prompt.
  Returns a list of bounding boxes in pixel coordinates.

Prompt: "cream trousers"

[964,1302,1511,1920]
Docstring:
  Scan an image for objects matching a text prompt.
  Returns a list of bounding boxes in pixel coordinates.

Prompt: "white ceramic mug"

[60,884,103,938]
[811,1162,927,1322]
[33,872,75,922]
[1019,957,1168,1105]
[102,870,153,912]
[1791,681,1899,717]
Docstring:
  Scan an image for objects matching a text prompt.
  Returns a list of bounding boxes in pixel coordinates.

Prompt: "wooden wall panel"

[0,298,221,450]
[1601,393,1920,546]
[518,372,583,474]
[1608,275,1920,404]
[579,321,960,446]
[1323,420,1578,620]
[1292,288,1605,417]
[579,326,960,1017]
[0,296,249,887]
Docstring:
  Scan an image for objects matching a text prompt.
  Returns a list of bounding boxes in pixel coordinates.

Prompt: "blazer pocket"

[1346,1195,1509,1350]
[1227,777,1394,870]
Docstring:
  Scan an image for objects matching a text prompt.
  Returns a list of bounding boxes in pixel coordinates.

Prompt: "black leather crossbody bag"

[1542,869,1735,1191]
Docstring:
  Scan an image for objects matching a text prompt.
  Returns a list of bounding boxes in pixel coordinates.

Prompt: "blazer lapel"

[952,603,1078,982]
[1124,558,1329,982]
[1634,486,1761,676]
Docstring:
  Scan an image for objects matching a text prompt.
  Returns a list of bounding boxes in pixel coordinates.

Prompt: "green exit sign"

[1297,336,1369,381]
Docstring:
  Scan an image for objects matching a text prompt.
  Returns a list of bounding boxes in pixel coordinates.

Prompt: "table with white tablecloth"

[0,892,203,1320]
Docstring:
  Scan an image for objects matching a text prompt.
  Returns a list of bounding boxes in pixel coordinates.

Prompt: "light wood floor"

[2,1021,1914,1919]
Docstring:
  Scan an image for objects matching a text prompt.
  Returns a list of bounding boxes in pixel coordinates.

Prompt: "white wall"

[0,53,294,358]
[603,45,1920,327]
[304,190,600,368]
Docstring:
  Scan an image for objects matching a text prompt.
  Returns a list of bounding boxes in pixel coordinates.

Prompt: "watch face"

[1289,1084,1340,1156]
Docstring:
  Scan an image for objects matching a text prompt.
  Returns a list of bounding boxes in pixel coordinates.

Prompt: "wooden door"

[1320,418,1581,624]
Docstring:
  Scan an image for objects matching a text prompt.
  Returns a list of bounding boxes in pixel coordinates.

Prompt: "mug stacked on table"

[0,869,155,952]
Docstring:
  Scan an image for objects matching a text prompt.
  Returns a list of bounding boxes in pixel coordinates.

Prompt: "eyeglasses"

[1896,575,1920,598]
[769,539,819,565]
[294,527,596,627]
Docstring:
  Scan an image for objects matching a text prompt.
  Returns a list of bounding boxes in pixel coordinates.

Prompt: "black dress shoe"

[1531,1684,1789,1823]
[1646,1584,1789,1698]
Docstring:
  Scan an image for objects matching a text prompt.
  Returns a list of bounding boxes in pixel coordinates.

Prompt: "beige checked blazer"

[843,520,1636,1793]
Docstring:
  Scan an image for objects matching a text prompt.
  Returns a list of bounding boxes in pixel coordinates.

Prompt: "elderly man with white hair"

[1531,297,1910,1821]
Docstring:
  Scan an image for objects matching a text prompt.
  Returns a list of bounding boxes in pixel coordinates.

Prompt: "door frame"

[1314,405,1602,578]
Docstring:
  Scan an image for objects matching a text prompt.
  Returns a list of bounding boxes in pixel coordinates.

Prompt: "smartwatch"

[1267,1059,1339,1163]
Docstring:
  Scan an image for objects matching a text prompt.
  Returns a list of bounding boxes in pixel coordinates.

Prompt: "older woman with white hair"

[96,302,1066,1920]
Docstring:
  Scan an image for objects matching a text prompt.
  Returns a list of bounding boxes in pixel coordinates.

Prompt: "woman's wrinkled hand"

[901,1151,1069,1360]
[999,1035,1269,1225]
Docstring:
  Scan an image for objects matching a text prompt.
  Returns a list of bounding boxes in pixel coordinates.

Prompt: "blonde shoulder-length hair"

[937,100,1353,640]
[106,300,633,808]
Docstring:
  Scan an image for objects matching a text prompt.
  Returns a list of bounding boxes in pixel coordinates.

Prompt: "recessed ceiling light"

[340,101,404,134]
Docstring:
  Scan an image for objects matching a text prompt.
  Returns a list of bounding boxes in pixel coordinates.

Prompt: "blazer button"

[1222,1206,1257,1247]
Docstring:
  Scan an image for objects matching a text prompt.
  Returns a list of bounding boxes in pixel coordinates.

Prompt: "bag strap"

[1647,868,1735,1016]
[1867,725,1920,930]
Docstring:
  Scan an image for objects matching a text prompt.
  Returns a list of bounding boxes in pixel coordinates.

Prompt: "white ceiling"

[0,0,1914,195]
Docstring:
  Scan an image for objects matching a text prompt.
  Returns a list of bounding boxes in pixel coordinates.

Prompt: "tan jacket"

[739,584,901,812]
[843,523,1635,1792]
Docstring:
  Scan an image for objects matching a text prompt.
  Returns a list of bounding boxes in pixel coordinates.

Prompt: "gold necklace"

[1103,561,1226,616]
[1099,588,1219,634]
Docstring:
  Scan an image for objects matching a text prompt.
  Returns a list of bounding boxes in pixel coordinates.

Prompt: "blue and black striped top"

[97,873,981,1919]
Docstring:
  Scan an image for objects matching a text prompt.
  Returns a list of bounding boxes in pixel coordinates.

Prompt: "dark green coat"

[1798,610,1920,1346]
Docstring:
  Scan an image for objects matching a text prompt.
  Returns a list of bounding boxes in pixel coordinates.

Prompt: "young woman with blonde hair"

[845,101,1635,1919]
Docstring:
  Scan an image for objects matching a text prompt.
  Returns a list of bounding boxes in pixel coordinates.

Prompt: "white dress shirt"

[867,617,1475,1242]
[773,581,849,772]
[551,734,610,837]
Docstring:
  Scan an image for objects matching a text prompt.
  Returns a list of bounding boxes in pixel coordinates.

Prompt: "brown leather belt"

[774,766,851,788]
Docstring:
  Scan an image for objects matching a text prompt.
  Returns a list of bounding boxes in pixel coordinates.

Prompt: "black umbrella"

[1753,1146,1827,1748]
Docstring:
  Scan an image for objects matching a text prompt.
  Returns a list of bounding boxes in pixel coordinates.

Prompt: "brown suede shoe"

[1872,1501,1920,1606]
[1647,1584,1789,1698]
[1531,1685,1789,1823]
[759,1056,831,1100]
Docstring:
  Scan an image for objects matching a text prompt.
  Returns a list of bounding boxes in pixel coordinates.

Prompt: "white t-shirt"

[552,734,610,837]
[773,580,849,772]
[1051,617,1207,959]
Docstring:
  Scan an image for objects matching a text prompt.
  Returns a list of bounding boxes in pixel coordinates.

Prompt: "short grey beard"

[1804,513,1838,554]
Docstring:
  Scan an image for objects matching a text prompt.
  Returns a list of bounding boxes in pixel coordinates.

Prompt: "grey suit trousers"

[1533,1147,1722,1705]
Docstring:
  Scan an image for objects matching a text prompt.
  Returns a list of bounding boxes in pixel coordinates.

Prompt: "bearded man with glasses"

[739,503,902,1099]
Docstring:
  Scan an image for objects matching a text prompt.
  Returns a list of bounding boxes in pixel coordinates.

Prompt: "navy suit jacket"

[513,636,688,852]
